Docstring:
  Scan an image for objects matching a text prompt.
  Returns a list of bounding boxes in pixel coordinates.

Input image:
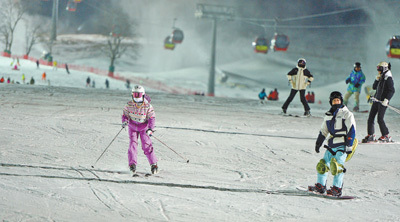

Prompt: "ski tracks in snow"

[73,167,141,218]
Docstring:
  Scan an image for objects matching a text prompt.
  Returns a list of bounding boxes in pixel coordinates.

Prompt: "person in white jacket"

[308,91,356,197]
[282,58,314,116]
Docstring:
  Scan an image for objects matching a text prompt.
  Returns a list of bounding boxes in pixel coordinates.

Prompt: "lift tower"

[195,4,235,96]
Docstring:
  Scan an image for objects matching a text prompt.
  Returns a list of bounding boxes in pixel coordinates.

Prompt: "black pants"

[367,102,389,136]
[282,89,310,111]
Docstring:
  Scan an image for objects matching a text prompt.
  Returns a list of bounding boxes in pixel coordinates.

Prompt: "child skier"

[363,61,395,143]
[308,91,356,197]
[343,62,366,112]
[121,85,158,175]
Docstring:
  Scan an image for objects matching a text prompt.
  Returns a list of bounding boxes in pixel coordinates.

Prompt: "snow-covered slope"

[1,51,400,220]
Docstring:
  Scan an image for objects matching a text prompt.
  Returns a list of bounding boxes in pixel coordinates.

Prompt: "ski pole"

[371,97,400,115]
[387,105,400,115]
[152,135,189,163]
[91,127,125,168]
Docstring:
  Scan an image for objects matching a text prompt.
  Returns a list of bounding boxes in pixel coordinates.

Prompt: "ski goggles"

[377,66,383,72]
[132,92,143,98]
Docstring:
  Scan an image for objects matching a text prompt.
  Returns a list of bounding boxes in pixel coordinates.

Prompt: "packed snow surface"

[1,53,400,221]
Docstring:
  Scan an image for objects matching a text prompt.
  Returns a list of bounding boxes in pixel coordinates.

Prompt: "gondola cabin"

[386,35,400,59]
[270,33,289,51]
[164,36,175,50]
[252,37,268,54]
[172,29,184,44]
[66,1,77,12]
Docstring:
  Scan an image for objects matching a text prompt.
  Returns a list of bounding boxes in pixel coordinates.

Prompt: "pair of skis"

[361,140,398,144]
[282,113,311,118]
[132,172,155,177]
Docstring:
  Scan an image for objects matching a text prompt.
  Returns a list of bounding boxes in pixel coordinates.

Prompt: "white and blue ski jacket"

[316,105,356,149]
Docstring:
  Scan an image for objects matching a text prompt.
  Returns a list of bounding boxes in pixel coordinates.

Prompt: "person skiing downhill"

[308,91,356,197]
[282,58,314,116]
[343,62,366,112]
[121,85,158,174]
[362,62,395,143]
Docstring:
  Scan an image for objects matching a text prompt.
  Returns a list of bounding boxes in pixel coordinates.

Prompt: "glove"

[369,96,376,103]
[315,142,322,153]
[345,79,350,84]
[382,99,389,107]
[354,83,360,88]
[146,129,154,137]
[122,121,128,128]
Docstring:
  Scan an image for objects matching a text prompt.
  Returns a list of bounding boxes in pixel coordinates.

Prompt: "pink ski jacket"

[122,99,155,131]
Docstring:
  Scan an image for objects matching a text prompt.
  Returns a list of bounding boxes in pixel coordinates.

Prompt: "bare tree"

[24,21,41,57]
[106,33,126,75]
[105,32,140,76]
[0,0,26,55]
[95,6,140,76]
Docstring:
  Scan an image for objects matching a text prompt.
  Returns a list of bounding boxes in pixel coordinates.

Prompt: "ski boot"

[327,186,342,197]
[362,134,375,143]
[282,108,287,114]
[308,183,326,194]
[378,135,392,143]
[151,163,158,174]
[129,164,136,174]
[304,110,311,117]
[353,106,359,112]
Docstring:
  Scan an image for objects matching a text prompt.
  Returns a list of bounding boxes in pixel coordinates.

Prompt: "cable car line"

[236,6,366,24]
[278,7,366,22]
[241,19,399,30]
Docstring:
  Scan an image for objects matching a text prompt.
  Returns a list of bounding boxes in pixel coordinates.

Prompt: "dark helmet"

[297,58,306,68]
[354,62,361,68]
[329,91,343,105]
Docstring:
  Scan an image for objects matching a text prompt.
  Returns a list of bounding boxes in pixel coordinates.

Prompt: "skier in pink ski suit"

[122,85,158,174]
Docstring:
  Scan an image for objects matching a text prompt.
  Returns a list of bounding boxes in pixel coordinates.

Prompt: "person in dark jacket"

[65,63,70,74]
[362,62,395,143]
[86,77,91,87]
[282,58,314,116]
[105,79,110,89]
